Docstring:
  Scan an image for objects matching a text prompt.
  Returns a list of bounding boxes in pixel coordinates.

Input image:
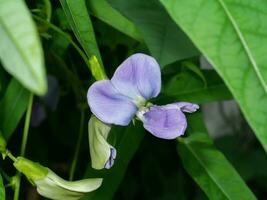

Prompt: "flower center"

[133,96,146,108]
[136,106,149,121]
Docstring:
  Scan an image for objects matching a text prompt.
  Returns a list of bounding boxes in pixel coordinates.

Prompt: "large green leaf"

[178,133,256,200]
[0,79,30,140]
[161,0,267,151]
[0,174,5,200]
[86,0,142,42]
[82,123,145,200]
[108,0,199,67]
[160,70,232,103]
[0,0,47,95]
[60,0,103,66]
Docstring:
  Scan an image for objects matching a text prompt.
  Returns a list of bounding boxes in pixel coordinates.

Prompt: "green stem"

[0,168,11,182]
[32,15,107,81]
[13,93,34,200]
[5,150,17,162]
[32,15,90,70]
[69,110,85,181]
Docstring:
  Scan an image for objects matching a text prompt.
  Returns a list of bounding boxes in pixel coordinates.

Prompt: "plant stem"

[32,15,89,70]
[13,93,33,200]
[5,150,17,162]
[32,15,107,81]
[69,110,85,181]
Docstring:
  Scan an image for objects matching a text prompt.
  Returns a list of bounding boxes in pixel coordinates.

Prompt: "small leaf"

[160,0,267,152]
[0,173,5,200]
[0,0,47,95]
[0,79,30,140]
[87,0,142,41]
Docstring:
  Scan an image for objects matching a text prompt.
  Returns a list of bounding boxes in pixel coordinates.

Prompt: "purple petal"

[111,53,161,100]
[104,148,117,169]
[165,102,199,113]
[142,106,187,139]
[87,80,137,125]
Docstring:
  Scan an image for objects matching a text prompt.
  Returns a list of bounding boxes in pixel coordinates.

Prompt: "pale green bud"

[89,55,107,80]
[14,157,103,200]
[89,115,116,169]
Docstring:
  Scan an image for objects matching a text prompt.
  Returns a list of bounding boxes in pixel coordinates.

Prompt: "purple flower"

[87,53,199,140]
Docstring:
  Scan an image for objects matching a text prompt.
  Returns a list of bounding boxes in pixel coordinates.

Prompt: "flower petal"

[88,116,116,170]
[142,106,187,139]
[14,157,102,200]
[87,80,137,125]
[36,170,102,200]
[104,148,117,169]
[165,102,200,113]
[111,53,161,101]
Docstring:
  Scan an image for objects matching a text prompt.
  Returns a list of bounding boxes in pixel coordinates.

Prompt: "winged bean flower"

[87,53,199,168]
[88,53,199,137]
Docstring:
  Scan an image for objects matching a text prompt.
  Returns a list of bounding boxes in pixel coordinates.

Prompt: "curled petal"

[111,53,161,101]
[36,170,102,200]
[141,106,187,139]
[89,116,116,170]
[165,102,199,113]
[14,157,102,200]
[104,148,117,169]
[87,80,137,125]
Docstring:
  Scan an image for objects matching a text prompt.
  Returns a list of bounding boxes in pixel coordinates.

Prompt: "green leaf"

[0,0,47,95]
[0,79,30,140]
[160,0,267,151]
[60,0,103,66]
[108,0,199,67]
[160,70,232,103]
[86,0,142,42]
[82,123,145,200]
[0,131,7,153]
[178,133,256,200]
[0,173,5,200]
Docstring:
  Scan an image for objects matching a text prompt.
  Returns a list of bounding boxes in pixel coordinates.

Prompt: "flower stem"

[69,110,85,181]
[13,93,33,200]
[6,150,17,162]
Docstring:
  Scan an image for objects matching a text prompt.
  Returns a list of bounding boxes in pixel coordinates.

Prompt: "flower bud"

[88,115,116,169]
[14,157,103,200]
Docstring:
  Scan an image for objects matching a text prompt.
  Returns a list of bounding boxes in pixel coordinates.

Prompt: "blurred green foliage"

[0,0,267,200]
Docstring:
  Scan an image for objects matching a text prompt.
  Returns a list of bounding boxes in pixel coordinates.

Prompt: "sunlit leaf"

[0,0,47,95]
[161,0,267,151]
